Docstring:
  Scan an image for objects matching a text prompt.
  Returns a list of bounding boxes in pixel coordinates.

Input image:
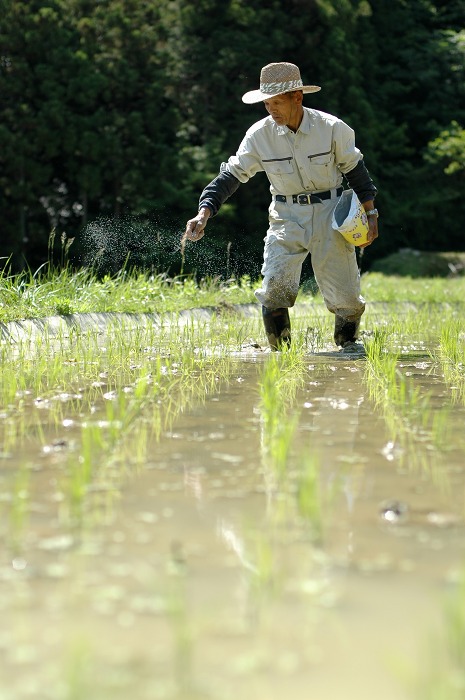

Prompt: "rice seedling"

[289,437,345,545]
[167,574,195,696]
[6,463,30,557]
[2,307,261,528]
[365,326,433,431]
[433,319,465,404]
[363,325,453,488]
[417,568,465,700]
[63,637,94,700]
[257,339,340,551]
[3,263,465,700]
[64,424,103,527]
[242,524,282,622]
[295,452,324,541]
[258,344,307,478]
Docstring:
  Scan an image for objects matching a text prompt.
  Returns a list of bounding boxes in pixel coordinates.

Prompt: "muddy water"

[1,350,465,700]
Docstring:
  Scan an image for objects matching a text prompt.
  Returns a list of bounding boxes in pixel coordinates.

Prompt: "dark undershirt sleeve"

[198,163,241,217]
[344,159,377,203]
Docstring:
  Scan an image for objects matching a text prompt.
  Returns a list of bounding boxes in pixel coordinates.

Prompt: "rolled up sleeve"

[225,134,264,183]
[333,120,362,174]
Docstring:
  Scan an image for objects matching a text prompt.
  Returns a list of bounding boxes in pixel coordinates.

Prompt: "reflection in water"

[1,350,465,700]
[161,356,465,699]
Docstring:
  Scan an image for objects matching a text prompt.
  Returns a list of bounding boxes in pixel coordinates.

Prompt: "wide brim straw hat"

[242,62,321,104]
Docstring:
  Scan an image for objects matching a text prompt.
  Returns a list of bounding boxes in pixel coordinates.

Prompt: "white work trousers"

[254,191,365,322]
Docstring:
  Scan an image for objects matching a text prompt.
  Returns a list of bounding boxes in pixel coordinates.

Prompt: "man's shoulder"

[245,115,275,138]
[305,107,340,126]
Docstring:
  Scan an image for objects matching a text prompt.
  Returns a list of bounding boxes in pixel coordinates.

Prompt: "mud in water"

[1,334,465,699]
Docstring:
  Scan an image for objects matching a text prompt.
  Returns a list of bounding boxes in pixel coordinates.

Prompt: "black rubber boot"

[334,315,360,347]
[262,306,291,351]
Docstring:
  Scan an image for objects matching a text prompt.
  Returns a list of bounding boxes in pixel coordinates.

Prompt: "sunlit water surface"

[1,314,465,700]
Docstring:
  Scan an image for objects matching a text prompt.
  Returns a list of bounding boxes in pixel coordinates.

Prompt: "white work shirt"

[225,107,362,196]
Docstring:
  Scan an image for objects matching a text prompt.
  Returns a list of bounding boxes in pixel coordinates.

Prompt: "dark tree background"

[0,0,464,276]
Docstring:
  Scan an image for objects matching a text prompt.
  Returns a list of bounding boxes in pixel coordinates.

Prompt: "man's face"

[263,92,301,127]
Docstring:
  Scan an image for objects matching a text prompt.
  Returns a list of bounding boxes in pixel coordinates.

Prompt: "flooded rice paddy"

[1,302,465,700]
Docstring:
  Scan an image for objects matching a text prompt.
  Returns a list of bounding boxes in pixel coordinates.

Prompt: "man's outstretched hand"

[184,207,211,242]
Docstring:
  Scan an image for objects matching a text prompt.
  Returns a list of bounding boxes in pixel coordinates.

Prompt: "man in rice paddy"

[184,62,378,352]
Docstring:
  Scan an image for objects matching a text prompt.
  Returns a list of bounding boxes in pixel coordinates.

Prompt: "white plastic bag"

[331,189,369,246]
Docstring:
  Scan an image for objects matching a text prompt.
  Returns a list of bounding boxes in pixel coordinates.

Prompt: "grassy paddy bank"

[1,269,465,700]
[1,265,465,323]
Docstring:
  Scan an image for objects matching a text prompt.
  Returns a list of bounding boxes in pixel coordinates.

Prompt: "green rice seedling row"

[1,270,465,700]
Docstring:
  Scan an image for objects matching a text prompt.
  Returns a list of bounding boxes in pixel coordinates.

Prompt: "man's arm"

[360,197,379,247]
[344,159,377,203]
[344,159,379,248]
[184,165,241,241]
[199,165,241,217]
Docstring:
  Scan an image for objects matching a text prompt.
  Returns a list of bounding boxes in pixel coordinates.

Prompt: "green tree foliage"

[427,120,465,176]
[0,0,464,273]
[0,0,179,268]
[0,0,73,263]
[161,0,385,278]
[359,0,465,256]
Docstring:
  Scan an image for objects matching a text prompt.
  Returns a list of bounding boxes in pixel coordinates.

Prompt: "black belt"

[275,187,343,205]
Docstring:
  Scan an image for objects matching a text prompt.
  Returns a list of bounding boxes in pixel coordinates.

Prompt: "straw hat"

[242,62,321,104]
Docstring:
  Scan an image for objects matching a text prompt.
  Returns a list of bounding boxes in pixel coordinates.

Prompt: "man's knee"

[255,275,298,308]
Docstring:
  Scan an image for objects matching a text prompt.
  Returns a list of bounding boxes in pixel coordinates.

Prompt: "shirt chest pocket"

[304,150,336,189]
[261,156,294,175]
[307,151,333,166]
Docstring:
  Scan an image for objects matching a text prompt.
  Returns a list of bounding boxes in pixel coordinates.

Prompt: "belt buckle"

[297,194,310,205]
